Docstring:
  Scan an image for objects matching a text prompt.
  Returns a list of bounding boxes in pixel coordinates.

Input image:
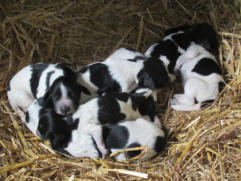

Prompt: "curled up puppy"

[7,63,89,118]
[103,118,167,161]
[144,23,219,82]
[170,46,225,111]
[77,48,171,97]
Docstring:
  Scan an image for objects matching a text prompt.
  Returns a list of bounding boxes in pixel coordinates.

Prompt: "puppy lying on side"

[103,118,166,161]
[144,23,219,82]
[77,48,171,97]
[7,63,89,118]
[25,98,102,158]
[170,46,225,111]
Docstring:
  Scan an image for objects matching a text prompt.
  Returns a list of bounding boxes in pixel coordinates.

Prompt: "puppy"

[24,98,103,158]
[144,23,219,82]
[77,48,171,97]
[8,63,89,117]
[170,47,225,111]
[103,118,166,161]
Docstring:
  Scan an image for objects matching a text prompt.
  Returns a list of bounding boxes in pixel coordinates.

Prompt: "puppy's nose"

[60,106,70,114]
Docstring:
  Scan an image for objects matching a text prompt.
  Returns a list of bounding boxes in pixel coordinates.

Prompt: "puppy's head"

[189,23,219,55]
[137,57,171,89]
[43,76,87,115]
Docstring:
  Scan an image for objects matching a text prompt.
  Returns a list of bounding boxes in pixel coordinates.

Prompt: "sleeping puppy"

[24,98,103,158]
[77,48,171,97]
[103,118,166,161]
[7,63,89,118]
[66,88,161,157]
[170,46,225,111]
[144,23,219,82]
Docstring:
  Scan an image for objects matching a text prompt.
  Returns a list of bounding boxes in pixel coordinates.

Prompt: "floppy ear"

[78,84,91,95]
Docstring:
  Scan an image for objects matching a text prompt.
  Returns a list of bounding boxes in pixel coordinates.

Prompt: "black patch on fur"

[189,23,219,55]
[218,81,225,92]
[127,56,147,62]
[171,31,192,50]
[130,93,156,121]
[30,63,49,98]
[154,136,166,153]
[150,40,181,74]
[103,124,129,149]
[192,58,221,76]
[98,94,126,124]
[25,111,30,123]
[46,70,55,89]
[115,92,130,102]
[141,57,170,89]
[88,63,121,95]
[55,63,77,79]
[200,99,214,108]
[126,142,141,158]
[37,108,78,154]
[91,136,102,158]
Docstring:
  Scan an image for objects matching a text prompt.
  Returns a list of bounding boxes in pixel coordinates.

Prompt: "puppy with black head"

[77,48,171,97]
[24,98,104,158]
[8,63,90,118]
[144,23,219,81]
[103,118,167,161]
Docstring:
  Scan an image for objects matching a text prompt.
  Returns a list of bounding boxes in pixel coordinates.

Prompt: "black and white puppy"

[24,98,102,158]
[144,23,219,81]
[77,48,171,97]
[103,118,166,161]
[67,88,161,157]
[8,63,89,117]
[170,46,225,111]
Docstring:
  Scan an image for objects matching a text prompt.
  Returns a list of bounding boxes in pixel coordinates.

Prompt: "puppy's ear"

[78,84,91,95]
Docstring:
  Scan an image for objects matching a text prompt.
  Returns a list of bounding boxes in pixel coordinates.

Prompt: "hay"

[0,0,240,180]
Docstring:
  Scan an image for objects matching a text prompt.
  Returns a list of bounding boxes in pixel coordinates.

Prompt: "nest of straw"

[0,0,240,180]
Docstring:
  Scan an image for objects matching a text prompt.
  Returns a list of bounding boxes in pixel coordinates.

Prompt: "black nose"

[60,106,70,114]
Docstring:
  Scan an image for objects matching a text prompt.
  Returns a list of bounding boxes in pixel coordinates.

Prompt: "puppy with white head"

[170,47,225,111]
[7,63,89,118]
[77,48,171,97]
[144,23,219,82]
[103,118,166,161]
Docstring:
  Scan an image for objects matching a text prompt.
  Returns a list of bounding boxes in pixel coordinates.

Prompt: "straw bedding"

[0,0,240,180]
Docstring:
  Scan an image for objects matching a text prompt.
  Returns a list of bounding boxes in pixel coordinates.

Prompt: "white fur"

[8,63,65,116]
[171,49,224,111]
[77,48,146,95]
[112,118,165,161]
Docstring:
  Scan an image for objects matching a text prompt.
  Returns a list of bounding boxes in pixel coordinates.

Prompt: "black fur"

[149,40,181,74]
[127,56,147,62]
[192,58,222,76]
[154,136,166,153]
[88,63,121,95]
[164,24,190,36]
[137,57,170,89]
[171,31,192,50]
[126,142,142,158]
[30,63,49,98]
[218,81,225,92]
[98,94,126,124]
[130,93,156,121]
[55,63,77,79]
[46,70,55,89]
[189,23,219,55]
[25,111,30,123]
[103,124,129,149]
[200,99,215,108]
